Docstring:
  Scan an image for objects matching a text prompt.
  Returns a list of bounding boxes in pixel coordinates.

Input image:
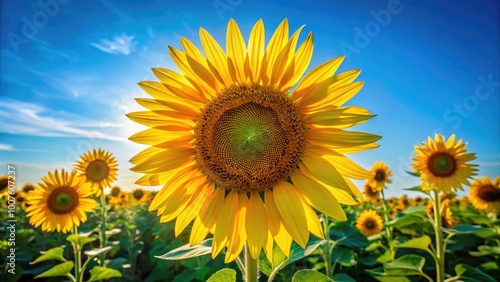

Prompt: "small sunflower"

[441,199,457,228]
[355,210,383,237]
[363,181,380,202]
[412,134,477,193]
[132,188,152,204]
[398,195,410,210]
[25,169,97,233]
[109,192,131,210]
[127,18,380,262]
[110,186,122,197]
[75,149,118,196]
[388,208,397,218]
[468,177,500,214]
[368,161,393,191]
[387,197,397,207]
[0,175,9,198]
[22,183,35,193]
[412,196,424,206]
[460,195,470,206]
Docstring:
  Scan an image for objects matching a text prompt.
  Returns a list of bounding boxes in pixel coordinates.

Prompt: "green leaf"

[206,268,236,282]
[454,263,497,282]
[105,228,122,238]
[403,185,428,195]
[470,245,500,257]
[329,221,369,249]
[34,261,74,279]
[385,207,432,235]
[84,246,113,258]
[397,235,431,251]
[288,237,327,264]
[405,171,420,177]
[30,247,66,264]
[331,247,355,267]
[156,239,212,260]
[384,255,425,276]
[292,270,334,282]
[66,234,97,248]
[87,266,122,282]
[441,224,487,234]
[331,273,356,282]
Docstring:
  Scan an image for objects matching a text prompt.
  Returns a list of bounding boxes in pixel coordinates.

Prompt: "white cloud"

[0,99,126,142]
[0,144,14,151]
[91,34,137,55]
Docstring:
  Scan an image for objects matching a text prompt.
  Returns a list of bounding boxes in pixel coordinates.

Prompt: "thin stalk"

[99,191,107,266]
[72,226,82,282]
[381,189,395,260]
[245,244,259,282]
[235,256,246,278]
[432,189,445,282]
[322,215,333,277]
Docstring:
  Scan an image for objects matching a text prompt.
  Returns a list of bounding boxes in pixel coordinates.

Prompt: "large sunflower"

[127,18,380,262]
[367,161,393,191]
[355,210,383,237]
[468,176,500,214]
[412,134,477,193]
[75,148,118,196]
[25,169,97,233]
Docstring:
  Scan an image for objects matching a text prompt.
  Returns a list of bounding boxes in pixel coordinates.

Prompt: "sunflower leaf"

[397,235,431,251]
[454,263,497,282]
[441,224,487,235]
[402,185,428,195]
[367,255,427,280]
[155,238,212,260]
[84,246,113,258]
[292,269,333,282]
[30,247,66,264]
[66,234,97,249]
[405,171,420,177]
[34,261,74,279]
[206,268,236,282]
[87,266,123,282]
[330,247,355,267]
[329,221,369,249]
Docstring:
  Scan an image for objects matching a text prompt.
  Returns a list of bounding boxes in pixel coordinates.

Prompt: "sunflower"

[363,181,380,202]
[412,196,424,206]
[0,175,9,198]
[468,177,500,214]
[109,192,131,210]
[110,186,122,197]
[25,169,97,233]
[132,188,152,204]
[460,195,470,206]
[75,149,118,196]
[425,199,456,228]
[387,197,397,207]
[398,194,410,210]
[412,134,477,193]
[367,161,393,191]
[22,183,35,193]
[127,18,380,262]
[355,210,384,237]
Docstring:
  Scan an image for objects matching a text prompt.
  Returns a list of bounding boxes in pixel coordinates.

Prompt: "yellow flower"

[412,196,424,206]
[363,181,380,202]
[132,188,152,204]
[110,186,122,197]
[127,18,380,263]
[25,169,97,233]
[468,177,500,213]
[425,199,457,228]
[355,210,383,237]
[22,183,36,193]
[398,194,410,210]
[75,149,118,196]
[0,175,9,198]
[412,134,477,193]
[460,195,470,206]
[367,161,393,191]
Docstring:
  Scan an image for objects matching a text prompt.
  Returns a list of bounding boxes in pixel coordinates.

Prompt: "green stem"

[432,190,445,282]
[72,226,82,282]
[99,191,107,267]
[381,189,395,260]
[322,215,333,277]
[245,244,259,282]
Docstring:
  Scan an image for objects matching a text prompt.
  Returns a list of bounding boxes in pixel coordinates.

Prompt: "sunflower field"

[1,18,499,282]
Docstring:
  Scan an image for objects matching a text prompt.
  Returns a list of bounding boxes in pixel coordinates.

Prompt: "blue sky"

[1,0,499,197]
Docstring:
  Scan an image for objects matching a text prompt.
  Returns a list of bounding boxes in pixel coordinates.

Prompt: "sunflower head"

[75,148,118,196]
[0,175,9,197]
[468,176,500,214]
[398,194,410,209]
[110,186,121,197]
[440,199,457,228]
[132,188,145,200]
[25,169,97,233]
[368,161,393,191]
[412,196,424,206]
[22,183,35,193]
[460,195,470,206]
[127,18,380,262]
[355,210,384,237]
[363,181,380,202]
[412,134,477,193]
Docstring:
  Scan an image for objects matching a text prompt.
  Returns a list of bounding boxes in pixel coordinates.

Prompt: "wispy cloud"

[477,161,500,167]
[0,144,14,151]
[91,34,137,55]
[0,99,126,141]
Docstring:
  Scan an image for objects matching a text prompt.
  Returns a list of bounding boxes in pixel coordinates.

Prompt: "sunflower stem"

[381,189,394,260]
[72,225,82,282]
[245,244,259,282]
[322,215,333,277]
[432,189,445,282]
[99,191,107,267]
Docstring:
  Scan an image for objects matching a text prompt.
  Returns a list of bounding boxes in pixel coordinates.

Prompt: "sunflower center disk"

[86,160,110,182]
[428,152,456,177]
[195,84,306,192]
[374,170,386,182]
[365,220,375,229]
[478,185,500,202]
[48,187,79,215]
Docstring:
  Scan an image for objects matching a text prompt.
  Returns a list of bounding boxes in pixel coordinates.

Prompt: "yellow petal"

[270,25,304,86]
[303,106,374,128]
[265,190,293,257]
[263,230,274,263]
[225,192,248,263]
[291,171,347,221]
[247,19,264,82]
[302,198,324,239]
[261,18,289,84]
[305,81,364,110]
[199,27,232,85]
[292,56,344,100]
[190,187,224,245]
[159,176,207,222]
[246,192,267,260]
[273,181,309,248]
[226,19,247,84]
[306,127,381,148]
[151,68,207,103]
[212,191,239,258]
[130,147,195,173]
[280,32,314,91]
